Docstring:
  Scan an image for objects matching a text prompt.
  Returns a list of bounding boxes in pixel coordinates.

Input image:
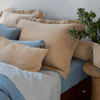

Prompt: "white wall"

[0,0,14,11]
[0,0,100,20]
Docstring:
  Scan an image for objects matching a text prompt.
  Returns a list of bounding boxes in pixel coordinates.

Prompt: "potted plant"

[67,8,100,68]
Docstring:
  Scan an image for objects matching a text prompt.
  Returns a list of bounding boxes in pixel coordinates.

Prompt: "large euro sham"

[16,16,81,25]
[17,19,86,79]
[0,23,20,40]
[0,8,46,19]
[0,35,48,72]
[0,10,46,28]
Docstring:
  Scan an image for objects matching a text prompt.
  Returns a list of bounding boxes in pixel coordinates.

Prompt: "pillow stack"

[17,19,86,79]
[0,8,46,28]
[0,9,48,73]
[0,35,48,72]
[15,10,92,62]
[0,8,93,79]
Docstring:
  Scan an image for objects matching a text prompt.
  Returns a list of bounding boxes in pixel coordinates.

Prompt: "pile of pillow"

[0,8,93,79]
[0,8,47,28]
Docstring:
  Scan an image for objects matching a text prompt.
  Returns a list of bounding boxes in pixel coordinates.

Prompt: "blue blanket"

[0,74,25,100]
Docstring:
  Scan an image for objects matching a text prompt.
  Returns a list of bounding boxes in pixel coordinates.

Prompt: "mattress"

[40,58,88,94]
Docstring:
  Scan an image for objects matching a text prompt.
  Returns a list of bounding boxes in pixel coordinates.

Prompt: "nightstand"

[83,61,100,100]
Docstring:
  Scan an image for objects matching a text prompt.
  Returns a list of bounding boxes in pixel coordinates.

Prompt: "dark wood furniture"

[83,61,100,100]
[61,75,92,100]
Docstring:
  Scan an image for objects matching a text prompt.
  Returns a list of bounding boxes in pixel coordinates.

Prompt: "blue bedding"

[59,58,88,94]
[0,58,88,99]
[40,58,88,94]
[0,74,25,100]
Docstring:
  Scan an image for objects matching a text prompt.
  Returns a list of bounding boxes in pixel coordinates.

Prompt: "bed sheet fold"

[0,62,61,100]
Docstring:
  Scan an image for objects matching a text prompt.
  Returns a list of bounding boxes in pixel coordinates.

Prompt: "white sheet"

[0,62,61,100]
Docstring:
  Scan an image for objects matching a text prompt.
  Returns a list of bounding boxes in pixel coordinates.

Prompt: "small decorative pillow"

[74,41,93,60]
[92,42,100,68]
[0,10,46,28]
[12,40,46,62]
[0,23,20,40]
[17,19,86,79]
[0,35,48,72]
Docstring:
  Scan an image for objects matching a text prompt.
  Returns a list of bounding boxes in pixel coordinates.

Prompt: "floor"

[73,92,91,100]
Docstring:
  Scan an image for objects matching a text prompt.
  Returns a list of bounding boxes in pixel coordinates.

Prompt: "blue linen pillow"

[12,40,45,48]
[0,23,20,40]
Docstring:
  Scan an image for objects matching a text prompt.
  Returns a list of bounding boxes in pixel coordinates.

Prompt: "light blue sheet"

[0,74,25,100]
[0,58,88,99]
[60,58,88,94]
[40,58,88,94]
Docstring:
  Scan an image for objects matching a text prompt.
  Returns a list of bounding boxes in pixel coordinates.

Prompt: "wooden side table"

[83,61,100,100]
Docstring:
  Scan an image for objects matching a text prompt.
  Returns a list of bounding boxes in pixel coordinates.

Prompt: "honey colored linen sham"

[0,10,46,28]
[17,19,86,79]
[0,35,48,72]
[74,41,93,60]
[16,16,81,25]
[0,8,46,19]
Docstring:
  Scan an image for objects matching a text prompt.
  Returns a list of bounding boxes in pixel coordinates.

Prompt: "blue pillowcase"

[12,40,45,48]
[0,23,20,40]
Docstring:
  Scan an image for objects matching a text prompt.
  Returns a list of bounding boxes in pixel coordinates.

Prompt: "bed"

[41,58,92,100]
[0,57,92,100]
[60,60,92,100]
[0,0,92,100]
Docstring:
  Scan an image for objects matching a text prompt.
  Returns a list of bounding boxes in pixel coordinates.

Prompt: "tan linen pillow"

[0,10,46,28]
[74,41,93,60]
[17,19,86,79]
[0,35,48,72]
[16,16,81,25]
[92,42,100,68]
[0,8,46,19]
[34,19,81,24]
